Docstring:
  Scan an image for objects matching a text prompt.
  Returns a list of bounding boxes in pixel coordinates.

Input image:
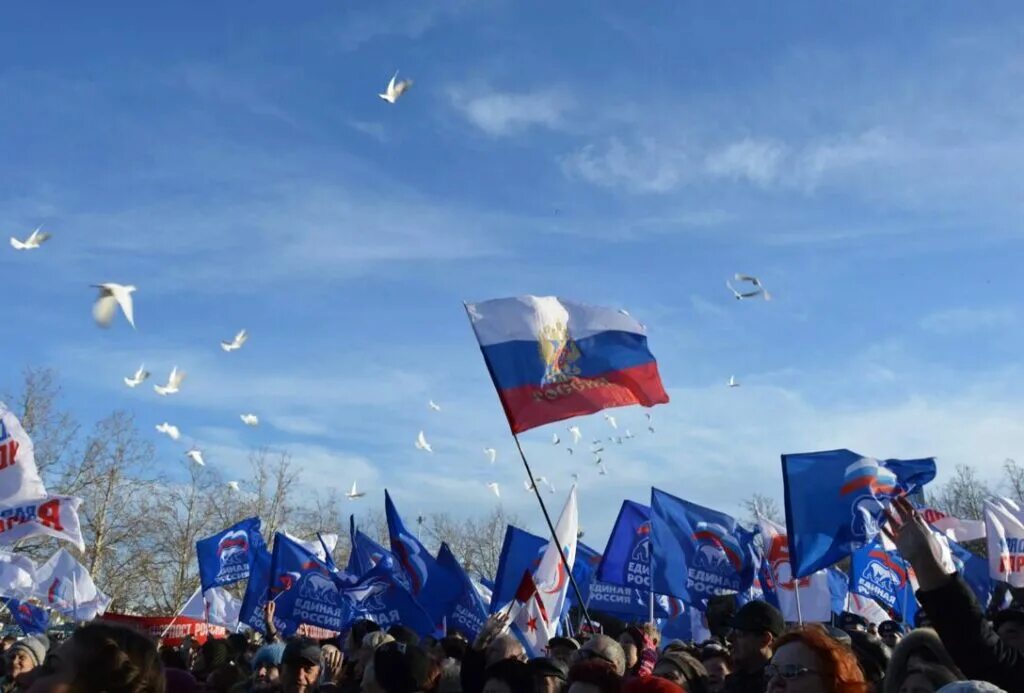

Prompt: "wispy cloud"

[560,137,687,193]
[920,307,1017,335]
[333,0,485,51]
[704,138,788,187]
[448,84,573,136]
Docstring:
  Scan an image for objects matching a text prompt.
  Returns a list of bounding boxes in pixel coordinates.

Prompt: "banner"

[919,506,986,543]
[196,517,265,591]
[850,540,918,623]
[0,495,85,551]
[782,449,936,577]
[597,500,652,590]
[237,544,289,635]
[650,488,757,606]
[100,613,226,647]
[984,498,1024,587]
[0,402,48,504]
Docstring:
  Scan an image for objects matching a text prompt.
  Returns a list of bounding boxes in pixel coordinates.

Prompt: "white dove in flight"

[624,429,635,440]
[221,329,248,352]
[92,283,136,329]
[729,375,740,388]
[346,481,366,500]
[240,414,259,427]
[552,433,560,445]
[10,226,51,250]
[415,431,433,453]
[379,71,413,103]
[604,414,618,430]
[186,449,205,466]
[728,274,771,301]
[155,423,180,441]
[428,400,441,412]
[227,481,240,492]
[154,367,185,396]
[569,426,582,445]
[487,482,501,499]
[484,448,497,464]
[124,364,150,388]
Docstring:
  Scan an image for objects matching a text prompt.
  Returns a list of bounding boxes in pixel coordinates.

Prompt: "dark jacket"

[459,647,486,693]
[722,666,764,693]
[917,572,1024,693]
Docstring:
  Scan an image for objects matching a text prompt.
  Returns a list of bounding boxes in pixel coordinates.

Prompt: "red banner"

[99,613,228,647]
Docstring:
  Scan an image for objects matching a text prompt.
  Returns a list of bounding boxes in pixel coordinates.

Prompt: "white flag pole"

[793,579,804,625]
[160,586,201,641]
[648,590,655,625]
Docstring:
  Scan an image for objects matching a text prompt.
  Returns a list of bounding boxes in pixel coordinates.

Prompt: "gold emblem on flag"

[538,322,581,384]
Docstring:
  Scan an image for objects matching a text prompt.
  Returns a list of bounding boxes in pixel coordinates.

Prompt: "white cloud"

[920,307,1017,335]
[704,138,788,187]
[448,85,572,136]
[560,137,686,193]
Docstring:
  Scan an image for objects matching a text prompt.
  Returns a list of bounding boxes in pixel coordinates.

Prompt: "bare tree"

[743,493,782,526]
[5,367,80,479]
[1003,458,1024,505]
[933,465,991,520]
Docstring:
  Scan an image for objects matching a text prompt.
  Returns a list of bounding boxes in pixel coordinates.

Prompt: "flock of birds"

[9,71,769,506]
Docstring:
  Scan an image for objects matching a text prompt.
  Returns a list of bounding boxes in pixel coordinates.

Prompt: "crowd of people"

[0,500,1017,693]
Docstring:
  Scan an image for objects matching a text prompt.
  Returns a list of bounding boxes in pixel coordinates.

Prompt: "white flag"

[847,593,889,625]
[0,495,85,551]
[283,532,339,562]
[32,548,110,620]
[758,517,831,622]
[984,497,1024,587]
[0,402,48,504]
[179,586,206,620]
[532,486,578,644]
[0,550,36,600]
[919,506,986,543]
[509,570,552,658]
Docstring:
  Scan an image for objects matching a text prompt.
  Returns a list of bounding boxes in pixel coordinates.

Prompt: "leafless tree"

[932,465,991,520]
[5,367,80,479]
[742,493,782,526]
[1003,458,1024,505]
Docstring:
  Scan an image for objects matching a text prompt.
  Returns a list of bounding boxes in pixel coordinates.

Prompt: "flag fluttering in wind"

[757,516,831,622]
[0,549,36,600]
[436,543,489,641]
[0,597,49,635]
[0,403,47,503]
[782,449,936,577]
[984,497,1024,587]
[530,487,578,646]
[31,548,110,620]
[918,506,986,543]
[466,296,668,433]
[509,570,552,658]
[850,539,918,624]
[196,517,266,591]
[347,515,397,578]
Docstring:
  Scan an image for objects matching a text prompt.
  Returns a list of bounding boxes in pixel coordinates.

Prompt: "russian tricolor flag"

[466,295,668,433]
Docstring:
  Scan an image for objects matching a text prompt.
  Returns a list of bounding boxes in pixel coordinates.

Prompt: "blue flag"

[271,533,351,634]
[597,500,652,590]
[782,449,936,577]
[850,540,918,623]
[490,525,593,615]
[196,517,266,591]
[950,540,992,608]
[346,563,439,636]
[385,491,461,624]
[436,543,489,640]
[238,543,289,635]
[1,598,49,635]
[575,542,676,620]
[650,488,757,606]
[347,516,398,578]
[828,568,849,616]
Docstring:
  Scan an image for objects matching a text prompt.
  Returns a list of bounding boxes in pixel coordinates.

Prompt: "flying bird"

[428,400,441,412]
[604,414,618,430]
[123,364,150,388]
[379,71,413,104]
[571,473,580,482]
[346,481,366,500]
[415,430,433,453]
[566,447,573,455]
[487,482,501,499]
[729,375,740,388]
[727,274,771,301]
[186,449,205,466]
[10,226,51,250]
[568,426,582,445]
[226,481,240,492]
[551,433,560,446]
[155,423,180,440]
[92,283,136,328]
[624,429,635,440]
[154,367,185,396]
[240,414,259,427]
[597,461,608,476]
[221,329,248,352]
[483,448,497,464]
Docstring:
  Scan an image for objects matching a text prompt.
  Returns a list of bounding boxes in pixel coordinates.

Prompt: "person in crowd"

[161,648,188,672]
[194,639,231,683]
[25,622,164,693]
[651,648,708,693]
[480,658,532,693]
[2,636,47,693]
[723,600,784,693]
[867,624,879,637]
[879,622,904,650]
[847,631,891,693]
[232,642,284,693]
[766,625,868,693]
[545,639,579,668]
[439,637,467,663]
[618,627,644,672]
[205,663,249,693]
[565,660,621,693]
[698,643,732,693]
[936,682,1012,693]
[884,629,964,693]
[365,641,440,693]
[460,614,525,693]
[573,635,626,677]
[1,638,16,654]
[318,644,344,691]
[839,613,869,635]
[387,627,420,649]
[527,657,567,693]
[621,677,685,693]
[884,496,1023,690]
[279,638,321,693]
[991,609,1024,653]
[165,668,200,693]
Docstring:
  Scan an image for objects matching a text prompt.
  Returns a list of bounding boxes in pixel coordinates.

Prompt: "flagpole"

[160,586,200,640]
[71,572,78,623]
[648,590,655,625]
[511,434,595,631]
[793,580,804,625]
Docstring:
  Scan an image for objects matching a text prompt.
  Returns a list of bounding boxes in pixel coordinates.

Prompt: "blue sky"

[2,2,1024,544]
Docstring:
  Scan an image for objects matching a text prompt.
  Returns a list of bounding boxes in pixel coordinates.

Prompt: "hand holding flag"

[881,496,952,592]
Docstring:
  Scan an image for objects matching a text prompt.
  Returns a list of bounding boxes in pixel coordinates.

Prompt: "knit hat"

[362,631,395,651]
[252,642,286,670]
[654,650,708,688]
[11,636,47,667]
[621,625,645,652]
